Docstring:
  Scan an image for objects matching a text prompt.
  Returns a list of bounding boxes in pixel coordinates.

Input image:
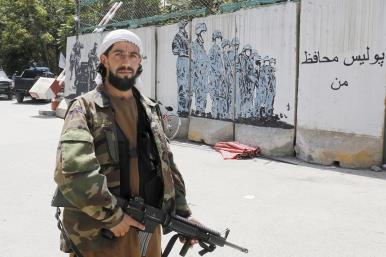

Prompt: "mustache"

[116,67,134,73]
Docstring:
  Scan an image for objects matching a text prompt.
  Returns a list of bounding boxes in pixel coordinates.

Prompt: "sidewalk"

[0,99,385,257]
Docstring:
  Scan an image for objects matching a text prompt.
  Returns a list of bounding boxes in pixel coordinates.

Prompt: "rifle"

[102,197,248,257]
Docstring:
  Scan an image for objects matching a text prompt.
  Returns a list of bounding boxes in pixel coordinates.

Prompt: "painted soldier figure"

[266,57,277,117]
[69,36,84,81]
[257,56,271,117]
[87,42,99,91]
[230,37,241,118]
[208,30,225,119]
[251,51,263,117]
[172,20,190,117]
[191,22,209,116]
[237,44,255,118]
[221,39,234,119]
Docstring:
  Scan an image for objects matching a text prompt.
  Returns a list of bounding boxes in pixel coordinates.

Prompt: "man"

[52,29,194,257]
[172,20,190,117]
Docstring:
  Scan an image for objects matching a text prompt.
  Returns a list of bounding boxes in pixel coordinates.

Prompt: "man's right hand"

[110,213,145,237]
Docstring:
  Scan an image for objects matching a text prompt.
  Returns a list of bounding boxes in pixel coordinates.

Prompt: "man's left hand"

[180,217,202,245]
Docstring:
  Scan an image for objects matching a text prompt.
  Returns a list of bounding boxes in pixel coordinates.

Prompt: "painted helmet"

[221,39,230,48]
[212,30,223,41]
[178,20,188,29]
[231,37,240,47]
[242,44,252,52]
[251,51,261,61]
[263,55,271,62]
[195,23,207,35]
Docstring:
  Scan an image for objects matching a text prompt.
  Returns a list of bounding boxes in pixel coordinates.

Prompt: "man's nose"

[120,58,132,68]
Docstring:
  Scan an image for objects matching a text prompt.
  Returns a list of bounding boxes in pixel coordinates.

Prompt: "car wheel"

[16,93,24,103]
[7,92,13,100]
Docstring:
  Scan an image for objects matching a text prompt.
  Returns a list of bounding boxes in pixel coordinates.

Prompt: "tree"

[0,0,75,75]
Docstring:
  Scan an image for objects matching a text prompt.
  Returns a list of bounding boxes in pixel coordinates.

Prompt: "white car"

[0,69,13,100]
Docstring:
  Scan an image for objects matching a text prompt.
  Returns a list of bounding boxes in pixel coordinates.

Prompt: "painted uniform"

[208,43,225,119]
[172,29,190,117]
[191,37,209,115]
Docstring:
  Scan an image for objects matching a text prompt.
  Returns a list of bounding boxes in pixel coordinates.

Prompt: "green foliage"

[0,0,288,75]
[0,0,75,75]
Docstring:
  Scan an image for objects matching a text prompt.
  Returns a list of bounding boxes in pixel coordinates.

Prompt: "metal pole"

[75,0,81,36]
[383,103,386,164]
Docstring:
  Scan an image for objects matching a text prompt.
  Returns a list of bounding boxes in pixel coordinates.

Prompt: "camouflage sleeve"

[167,148,192,218]
[54,99,123,228]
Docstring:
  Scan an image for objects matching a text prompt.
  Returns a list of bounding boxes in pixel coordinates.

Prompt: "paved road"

[0,97,386,257]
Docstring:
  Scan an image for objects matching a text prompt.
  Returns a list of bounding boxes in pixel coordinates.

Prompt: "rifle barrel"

[224,241,249,253]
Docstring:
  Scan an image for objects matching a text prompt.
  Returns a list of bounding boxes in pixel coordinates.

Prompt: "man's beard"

[107,67,139,91]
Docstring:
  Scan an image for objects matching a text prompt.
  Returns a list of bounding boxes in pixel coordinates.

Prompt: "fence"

[79,0,296,33]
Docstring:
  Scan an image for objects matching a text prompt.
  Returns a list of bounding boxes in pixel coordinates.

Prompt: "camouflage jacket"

[52,85,191,251]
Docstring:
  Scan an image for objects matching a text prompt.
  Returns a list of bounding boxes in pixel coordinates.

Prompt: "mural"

[191,22,210,117]
[172,21,293,129]
[172,20,190,117]
[67,36,99,99]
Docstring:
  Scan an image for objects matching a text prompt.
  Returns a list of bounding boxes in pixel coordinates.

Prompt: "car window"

[20,68,52,78]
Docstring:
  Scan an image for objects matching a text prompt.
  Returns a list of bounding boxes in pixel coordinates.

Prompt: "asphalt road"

[0,96,386,257]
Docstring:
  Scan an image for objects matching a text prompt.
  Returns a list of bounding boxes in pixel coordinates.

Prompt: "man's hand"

[110,213,145,237]
[180,217,201,245]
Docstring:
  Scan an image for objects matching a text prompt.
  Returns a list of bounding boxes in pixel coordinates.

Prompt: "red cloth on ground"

[213,142,260,160]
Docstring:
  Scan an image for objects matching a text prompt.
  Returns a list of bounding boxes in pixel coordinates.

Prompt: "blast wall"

[65,0,386,168]
[296,0,386,168]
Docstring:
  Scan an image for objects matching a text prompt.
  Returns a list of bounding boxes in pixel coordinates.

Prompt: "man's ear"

[100,55,108,67]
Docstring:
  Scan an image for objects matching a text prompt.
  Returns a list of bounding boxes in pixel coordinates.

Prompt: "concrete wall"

[185,2,298,149]
[188,12,237,144]
[234,2,298,155]
[156,22,192,138]
[297,0,386,168]
[64,26,156,99]
[63,0,386,168]
[65,33,103,99]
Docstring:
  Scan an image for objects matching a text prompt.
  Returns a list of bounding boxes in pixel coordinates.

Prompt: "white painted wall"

[133,26,156,98]
[298,0,386,137]
[65,33,103,97]
[65,26,156,98]
[156,22,191,110]
[235,2,298,126]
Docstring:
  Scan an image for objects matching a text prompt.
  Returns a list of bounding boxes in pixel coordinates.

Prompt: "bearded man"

[52,29,196,257]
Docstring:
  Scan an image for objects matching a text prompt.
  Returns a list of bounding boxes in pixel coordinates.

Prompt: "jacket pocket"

[60,129,99,174]
[104,126,119,164]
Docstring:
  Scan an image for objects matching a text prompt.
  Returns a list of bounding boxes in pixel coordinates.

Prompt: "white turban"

[97,29,143,58]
